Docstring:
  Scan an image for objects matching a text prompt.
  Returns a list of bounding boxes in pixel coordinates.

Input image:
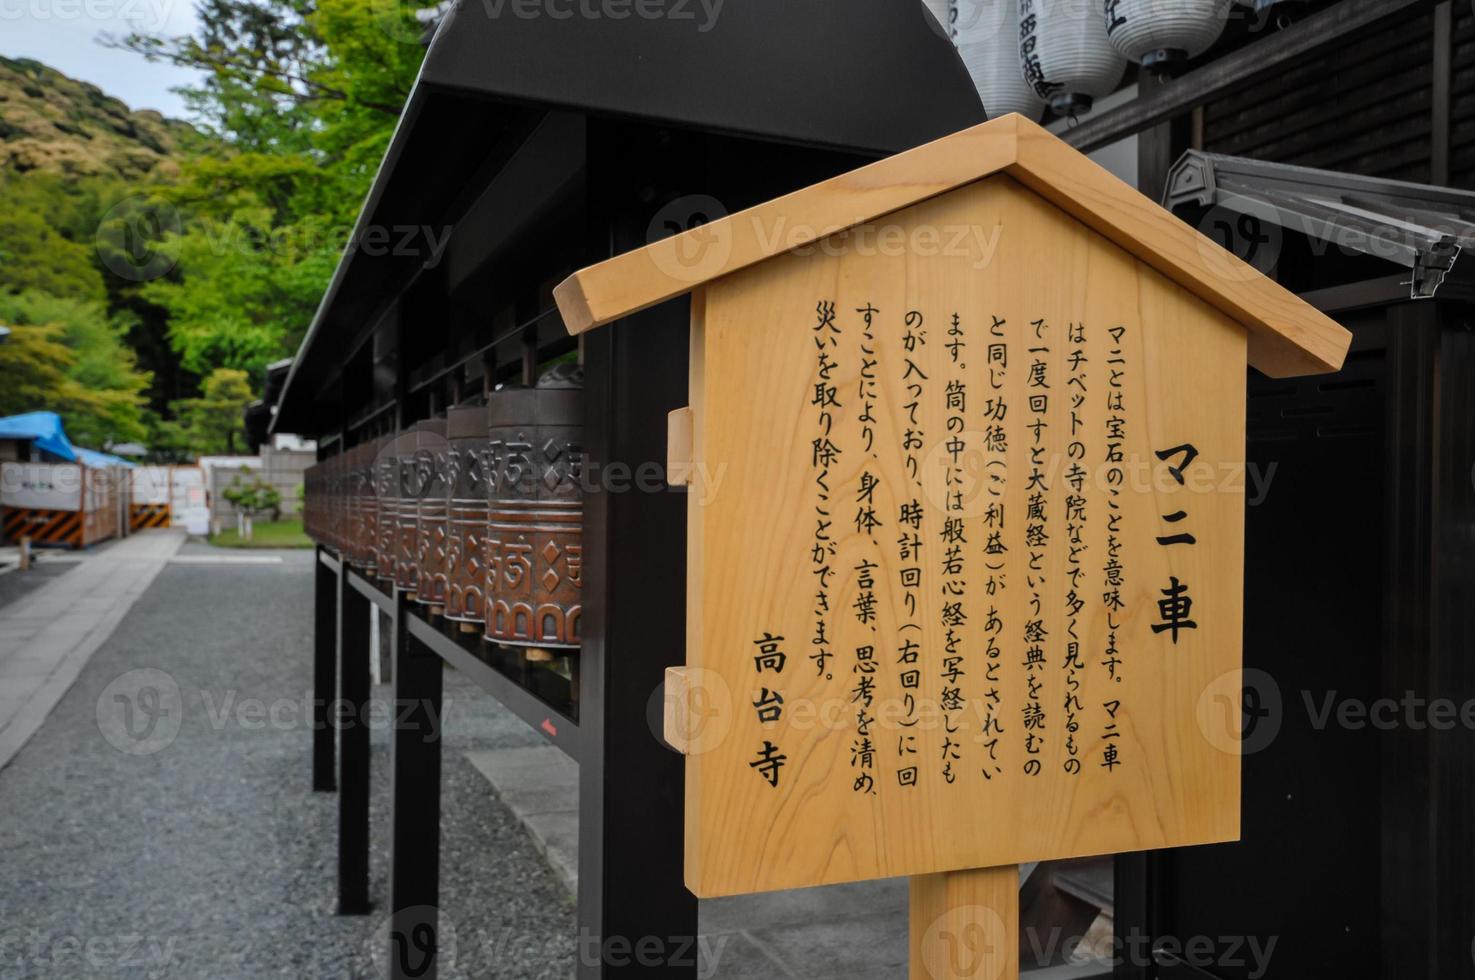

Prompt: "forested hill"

[1,7,422,458]
[0,56,200,180]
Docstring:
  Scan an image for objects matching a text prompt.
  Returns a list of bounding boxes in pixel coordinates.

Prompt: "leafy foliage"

[0,292,150,445]
[222,469,283,518]
[167,368,256,456]
[2,0,423,456]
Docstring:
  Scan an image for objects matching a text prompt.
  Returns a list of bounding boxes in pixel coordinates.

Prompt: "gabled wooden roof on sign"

[555,114,1353,378]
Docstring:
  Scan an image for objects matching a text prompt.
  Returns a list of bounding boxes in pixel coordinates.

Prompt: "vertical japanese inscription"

[1022,319,1050,777]
[939,312,968,784]
[980,316,1008,782]
[745,299,1189,798]
[1101,324,1127,772]
[895,310,927,790]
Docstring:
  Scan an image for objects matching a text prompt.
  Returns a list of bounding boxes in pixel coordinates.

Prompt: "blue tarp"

[0,412,76,462]
[74,447,135,469]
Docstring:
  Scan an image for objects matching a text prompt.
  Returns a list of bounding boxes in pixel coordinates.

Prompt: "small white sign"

[1,462,84,511]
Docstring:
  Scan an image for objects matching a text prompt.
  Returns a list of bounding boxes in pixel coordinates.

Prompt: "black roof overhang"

[273,0,986,434]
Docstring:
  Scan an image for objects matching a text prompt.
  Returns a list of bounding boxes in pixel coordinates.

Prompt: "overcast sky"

[4,0,204,117]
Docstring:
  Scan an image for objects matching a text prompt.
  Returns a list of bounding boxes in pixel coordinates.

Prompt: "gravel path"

[0,547,575,978]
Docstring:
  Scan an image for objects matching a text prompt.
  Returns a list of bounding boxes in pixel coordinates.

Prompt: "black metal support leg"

[339,569,372,915]
[313,548,338,792]
[388,595,444,980]
[576,299,698,977]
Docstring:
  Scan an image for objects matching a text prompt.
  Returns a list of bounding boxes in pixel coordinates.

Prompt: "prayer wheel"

[343,443,364,565]
[444,403,490,624]
[413,418,451,606]
[351,438,383,570]
[484,365,584,648]
[315,456,329,549]
[393,427,423,593]
[375,432,409,580]
[329,451,346,555]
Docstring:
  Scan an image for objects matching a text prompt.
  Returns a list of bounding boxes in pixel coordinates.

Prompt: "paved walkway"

[0,530,185,770]
[0,542,572,978]
[0,537,1109,978]
[468,748,1118,980]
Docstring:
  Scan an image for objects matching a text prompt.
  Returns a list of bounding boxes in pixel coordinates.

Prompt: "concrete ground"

[0,536,572,978]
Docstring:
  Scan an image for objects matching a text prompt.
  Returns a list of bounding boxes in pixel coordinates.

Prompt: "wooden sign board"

[556,115,1350,900]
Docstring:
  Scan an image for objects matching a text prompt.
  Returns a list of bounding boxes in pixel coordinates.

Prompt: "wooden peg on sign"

[910,865,1019,980]
[667,407,693,487]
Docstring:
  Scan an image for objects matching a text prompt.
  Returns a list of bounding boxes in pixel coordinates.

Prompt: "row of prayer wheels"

[303,366,583,648]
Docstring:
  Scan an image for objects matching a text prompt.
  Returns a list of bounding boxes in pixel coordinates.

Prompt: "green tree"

[0,208,107,303]
[0,291,151,445]
[0,322,145,446]
[107,0,425,382]
[170,367,254,455]
[0,323,78,415]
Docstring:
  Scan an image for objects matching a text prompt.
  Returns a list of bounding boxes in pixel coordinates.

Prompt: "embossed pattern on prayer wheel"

[376,432,408,580]
[354,437,383,570]
[444,404,489,623]
[329,452,346,555]
[484,365,584,648]
[393,427,423,593]
[343,443,364,565]
[413,419,450,605]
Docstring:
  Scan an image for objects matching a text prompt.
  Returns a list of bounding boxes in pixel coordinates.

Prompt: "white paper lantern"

[956,0,1045,121]
[923,0,956,38]
[1105,0,1232,74]
[1018,0,1127,117]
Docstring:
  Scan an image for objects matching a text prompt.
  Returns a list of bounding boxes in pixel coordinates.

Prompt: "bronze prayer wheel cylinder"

[376,431,410,581]
[484,368,584,648]
[389,428,423,592]
[444,404,489,623]
[329,452,345,555]
[343,443,364,566]
[413,418,451,605]
[350,438,382,570]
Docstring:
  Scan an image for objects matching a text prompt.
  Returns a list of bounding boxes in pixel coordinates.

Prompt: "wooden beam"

[910,866,1019,979]
[1063,0,1441,154]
